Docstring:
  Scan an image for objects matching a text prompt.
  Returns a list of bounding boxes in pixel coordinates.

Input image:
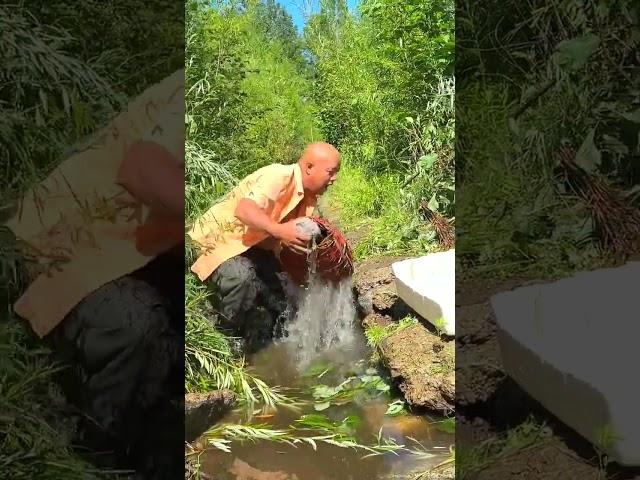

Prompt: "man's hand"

[235,199,312,254]
[271,220,311,255]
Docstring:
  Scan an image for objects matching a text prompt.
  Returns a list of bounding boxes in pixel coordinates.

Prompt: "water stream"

[197,261,454,479]
[281,275,357,371]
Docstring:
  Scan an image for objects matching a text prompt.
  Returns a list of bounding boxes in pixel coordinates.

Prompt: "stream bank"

[185,197,456,479]
[185,254,455,480]
[456,277,640,479]
[353,257,455,414]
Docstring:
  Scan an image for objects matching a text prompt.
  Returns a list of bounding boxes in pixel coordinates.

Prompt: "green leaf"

[312,385,337,399]
[418,153,437,171]
[360,375,380,384]
[601,134,629,155]
[553,34,600,70]
[622,108,640,123]
[428,193,439,212]
[296,414,333,430]
[575,128,601,173]
[437,417,456,434]
[385,400,405,416]
[375,382,391,392]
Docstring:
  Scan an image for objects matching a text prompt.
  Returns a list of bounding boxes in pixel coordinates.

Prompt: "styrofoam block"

[392,250,455,336]
[490,261,640,466]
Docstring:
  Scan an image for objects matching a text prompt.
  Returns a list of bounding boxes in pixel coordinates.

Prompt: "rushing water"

[280,273,358,371]
[195,252,454,479]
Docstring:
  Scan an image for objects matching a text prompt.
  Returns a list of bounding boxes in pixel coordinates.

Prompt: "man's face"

[305,155,340,195]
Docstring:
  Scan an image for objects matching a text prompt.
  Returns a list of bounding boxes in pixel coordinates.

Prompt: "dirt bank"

[185,390,236,442]
[380,323,454,412]
[353,256,455,413]
[456,277,640,479]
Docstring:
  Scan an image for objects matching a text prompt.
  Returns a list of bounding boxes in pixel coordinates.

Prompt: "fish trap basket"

[280,216,354,285]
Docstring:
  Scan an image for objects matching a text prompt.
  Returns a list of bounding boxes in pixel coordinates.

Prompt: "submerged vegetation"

[202,418,406,457]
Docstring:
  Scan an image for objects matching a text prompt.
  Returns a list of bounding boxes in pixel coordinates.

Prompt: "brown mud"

[353,256,455,414]
[380,324,454,413]
[185,390,236,442]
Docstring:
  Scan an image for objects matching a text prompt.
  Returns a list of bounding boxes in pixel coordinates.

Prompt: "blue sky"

[277,0,360,33]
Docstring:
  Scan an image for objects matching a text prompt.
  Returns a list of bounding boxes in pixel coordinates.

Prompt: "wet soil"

[474,440,605,480]
[380,324,454,413]
[185,390,236,442]
[353,258,455,414]
[456,277,640,479]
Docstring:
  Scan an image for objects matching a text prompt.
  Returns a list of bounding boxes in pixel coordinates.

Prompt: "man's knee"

[53,276,173,366]
[209,255,260,299]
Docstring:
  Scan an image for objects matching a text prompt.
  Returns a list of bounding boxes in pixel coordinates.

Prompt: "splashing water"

[281,247,357,370]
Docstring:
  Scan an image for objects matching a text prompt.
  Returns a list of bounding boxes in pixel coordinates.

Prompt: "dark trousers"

[206,248,289,352]
[46,247,184,478]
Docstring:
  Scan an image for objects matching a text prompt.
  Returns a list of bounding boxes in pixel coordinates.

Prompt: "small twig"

[512,77,557,120]
[185,462,214,480]
[401,171,420,188]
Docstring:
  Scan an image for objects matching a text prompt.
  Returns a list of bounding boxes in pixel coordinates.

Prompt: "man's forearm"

[119,140,184,218]
[234,198,280,236]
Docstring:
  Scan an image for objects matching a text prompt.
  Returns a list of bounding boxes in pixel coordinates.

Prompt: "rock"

[362,312,394,329]
[185,390,235,442]
[353,262,412,318]
[379,323,454,413]
[354,264,395,304]
[355,286,374,316]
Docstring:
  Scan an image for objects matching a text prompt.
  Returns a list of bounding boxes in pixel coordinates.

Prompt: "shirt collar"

[293,163,305,197]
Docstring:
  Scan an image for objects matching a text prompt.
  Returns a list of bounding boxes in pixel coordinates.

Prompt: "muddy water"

[198,338,454,480]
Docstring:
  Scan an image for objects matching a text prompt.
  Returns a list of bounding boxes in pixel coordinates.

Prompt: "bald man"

[188,142,341,350]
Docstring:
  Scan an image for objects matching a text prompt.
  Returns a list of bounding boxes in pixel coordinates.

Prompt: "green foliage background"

[185,0,454,401]
[457,0,640,279]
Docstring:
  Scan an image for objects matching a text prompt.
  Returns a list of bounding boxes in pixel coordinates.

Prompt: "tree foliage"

[185,0,321,221]
[458,0,640,275]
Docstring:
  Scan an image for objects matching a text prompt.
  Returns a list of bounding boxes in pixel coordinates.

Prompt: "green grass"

[327,163,437,260]
[456,419,552,480]
[0,323,117,479]
[184,273,289,406]
[364,316,419,349]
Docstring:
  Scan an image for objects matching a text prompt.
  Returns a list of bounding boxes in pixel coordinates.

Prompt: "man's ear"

[305,161,314,174]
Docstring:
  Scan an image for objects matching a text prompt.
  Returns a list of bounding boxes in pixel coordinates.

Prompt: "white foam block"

[490,262,640,466]
[392,250,455,336]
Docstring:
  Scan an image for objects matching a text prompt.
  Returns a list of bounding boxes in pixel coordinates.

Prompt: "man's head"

[298,142,341,196]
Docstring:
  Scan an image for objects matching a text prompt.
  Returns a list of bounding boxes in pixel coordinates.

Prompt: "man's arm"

[118,140,184,218]
[235,198,310,252]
